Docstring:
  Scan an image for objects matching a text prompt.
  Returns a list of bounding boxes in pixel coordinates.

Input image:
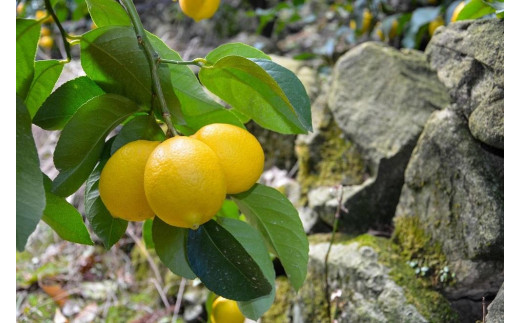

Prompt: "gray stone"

[322,42,449,232]
[395,107,503,261]
[486,283,504,323]
[394,107,503,319]
[425,19,504,149]
[289,237,457,322]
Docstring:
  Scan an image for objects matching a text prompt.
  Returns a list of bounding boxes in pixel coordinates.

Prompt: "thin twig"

[171,278,187,323]
[324,185,345,323]
[126,227,170,308]
[482,296,486,323]
[43,0,71,63]
[159,58,206,67]
[120,0,178,137]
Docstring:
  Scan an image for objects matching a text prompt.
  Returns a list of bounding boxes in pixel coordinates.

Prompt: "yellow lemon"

[38,35,54,49]
[99,140,159,222]
[144,136,226,229]
[41,26,51,36]
[179,0,220,22]
[361,9,373,34]
[428,16,444,37]
[192,123,264,194]
[210,296,245,323]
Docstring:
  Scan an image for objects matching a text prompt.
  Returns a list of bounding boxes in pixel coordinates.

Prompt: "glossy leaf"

[205,42,271,65]
[53,93,141,197]
[111,114,165,155]
[84,139,128,249]
[148,34,243,134]
[219,218,276,320]
[16,97,45,251]
[16,18,40,99]
[456,0,496,21]
[85,0,131,28]
[199,55,307,134]
[24,60,64,118]
[187,220,271,301]
[41,175,93,245]
[232,184,309,290]
[33,76,105,130]
[152,217,196,279]
[142,219,154,249]
[252,58,312,132]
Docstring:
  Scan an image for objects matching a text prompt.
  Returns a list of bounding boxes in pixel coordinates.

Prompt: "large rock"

[276,234,458,322]
[486,284,504,323]
[313,42,449,232]
[393,107,503,322]
[425,19,504,149]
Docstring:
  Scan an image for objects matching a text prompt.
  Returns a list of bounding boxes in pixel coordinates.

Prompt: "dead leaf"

[40,282,69,307]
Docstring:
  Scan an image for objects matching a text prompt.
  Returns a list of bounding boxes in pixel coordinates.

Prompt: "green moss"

[348,234,458,322]
[296,116,367,197]
[391,215,453,287]
[262,277,294,323]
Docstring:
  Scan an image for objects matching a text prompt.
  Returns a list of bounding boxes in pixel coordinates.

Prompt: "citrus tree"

[16,0,311,319]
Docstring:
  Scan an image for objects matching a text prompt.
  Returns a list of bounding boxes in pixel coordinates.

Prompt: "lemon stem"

[159,58,205,67]
[120,0,179,137]
[43,0,71,63]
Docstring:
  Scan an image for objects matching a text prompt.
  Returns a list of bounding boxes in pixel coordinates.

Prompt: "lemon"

[192,123,264,194]
[38,35,54,49]
[451,1,465,22]
[179,0,220,22]
[428,16,444,37]
[99,140,159,222]
[144,136,226,229]
[361,9,373,34]
[210,296,245,323]
[41,26,51,36]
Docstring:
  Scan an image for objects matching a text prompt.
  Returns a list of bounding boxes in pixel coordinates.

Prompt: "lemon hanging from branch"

[178,0,220,22]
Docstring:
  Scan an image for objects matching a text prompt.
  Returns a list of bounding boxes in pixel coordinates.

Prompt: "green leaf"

[41,175,94,245]
[187,220,272,301]
[402,7,440,48]
[33,76,106,130]
[199,55,307,134]
[142,219,154,249]
[84,139,128,249]
[219,217,276,320]
[16,18,40,99]
[16,97,46,251]
[85,0,131,27]
[111,114,165,155]
[252,58,312,132]
[205,42,271,65]
[232,184,308,290]
[152,217,196,279]
[456,0,496,21]
[24,60,64,118]
[53,93,141,197]
[148,34,243,134]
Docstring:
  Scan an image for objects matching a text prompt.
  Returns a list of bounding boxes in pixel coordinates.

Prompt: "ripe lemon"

[361,9,373,34]
[428,16,444,37]
[192,123,264,194]
[99,140,159,222]
[451,1,465,22]
[210,296,245,323]
[144,136,226,229]
[38,35,54,49]
[41,26,51,36]
[179,0,220,22]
